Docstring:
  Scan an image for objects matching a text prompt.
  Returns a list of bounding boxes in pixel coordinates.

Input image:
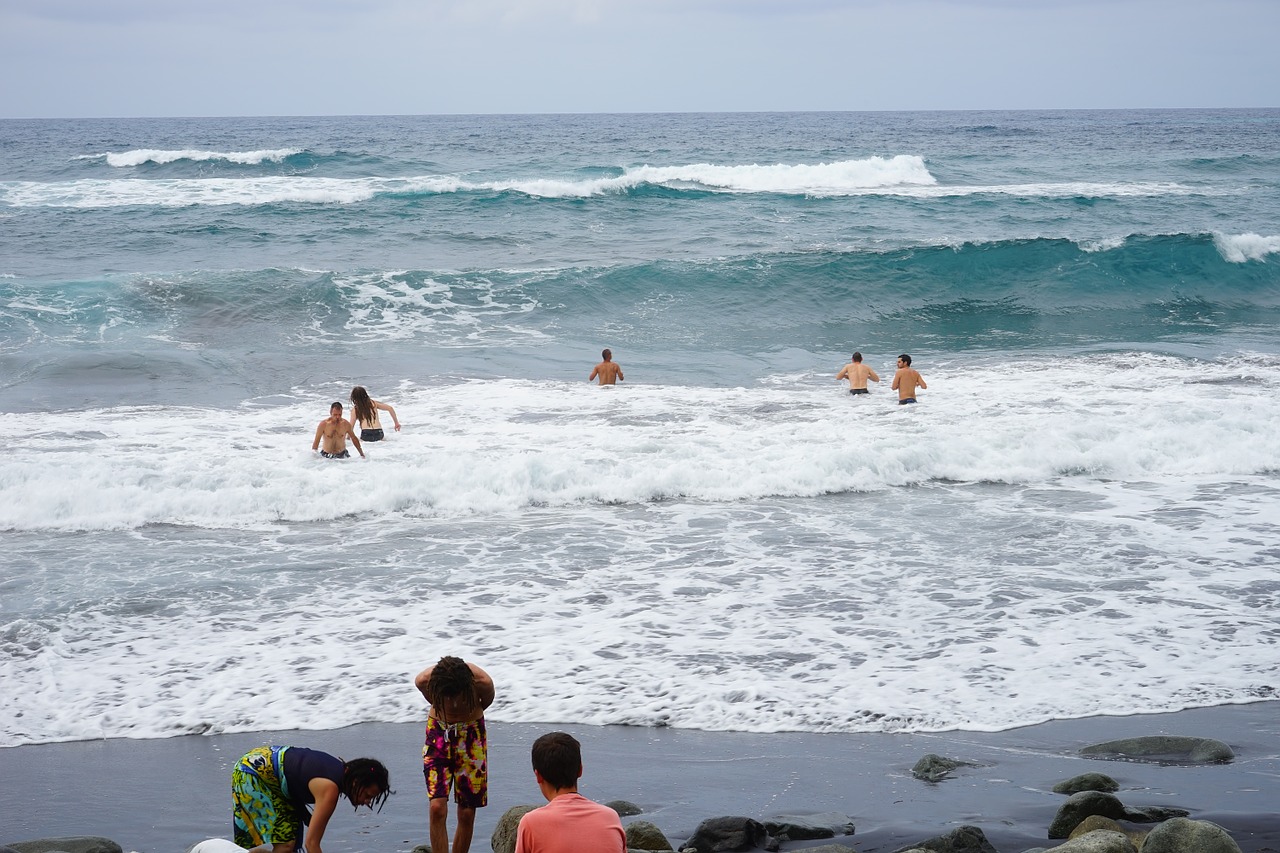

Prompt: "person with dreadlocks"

[414,656,496,853]
[231,745,391,853]
[348,385,401,443]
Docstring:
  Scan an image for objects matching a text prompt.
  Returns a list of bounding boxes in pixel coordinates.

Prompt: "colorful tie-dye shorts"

[422,715,487,808]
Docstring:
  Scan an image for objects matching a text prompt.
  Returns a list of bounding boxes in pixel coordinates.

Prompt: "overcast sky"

[3,0,1277,118]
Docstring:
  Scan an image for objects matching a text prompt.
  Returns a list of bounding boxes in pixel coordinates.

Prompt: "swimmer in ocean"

[836,351,880,396]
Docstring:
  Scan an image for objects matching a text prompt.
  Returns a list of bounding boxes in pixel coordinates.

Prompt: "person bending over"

[231,745,390,853]
[414,656,496,853]
[349,385,401,442]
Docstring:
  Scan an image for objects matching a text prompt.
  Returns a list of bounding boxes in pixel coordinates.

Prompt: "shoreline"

[3,701,1278,853]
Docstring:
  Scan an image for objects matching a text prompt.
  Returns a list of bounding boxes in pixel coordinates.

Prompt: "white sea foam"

[1214,231,1280,262]
[1,166,1215,208]
[86,148,302,167]
[3,353,1279,746]
[4,354,1280,532]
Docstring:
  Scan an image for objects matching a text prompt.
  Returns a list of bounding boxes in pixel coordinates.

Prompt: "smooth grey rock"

[1123,804,1190,822]
[490,804,539,853]
[892,824,997,853]
[1049,792,1130,838]
[1053,772,1120,795]
[684,816,770,853]
[1041,830,1136,853]
[791,847,856,853]
[7,840,123,853]
[609,799,644,816]
[1050,791,1190,837]
[911,753,977,782]
[1068,815,1146,849]
[763,811,854,841]
[1079,735,1234,763]
[1140,817,1243,853]
[626,820,673,851]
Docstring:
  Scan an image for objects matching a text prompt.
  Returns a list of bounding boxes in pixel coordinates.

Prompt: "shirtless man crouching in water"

[836,351,880,396]
[312,402,365,459]
[589,349,624,386]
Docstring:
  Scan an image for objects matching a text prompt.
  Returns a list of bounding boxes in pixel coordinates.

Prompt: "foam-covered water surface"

[4,354,1279,745]
[3,110,1279,749]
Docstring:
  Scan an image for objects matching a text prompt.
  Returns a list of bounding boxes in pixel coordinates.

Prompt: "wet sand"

[2,701,1277,852]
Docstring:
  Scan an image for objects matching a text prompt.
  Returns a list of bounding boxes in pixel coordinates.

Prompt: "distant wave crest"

[90,148,303,167]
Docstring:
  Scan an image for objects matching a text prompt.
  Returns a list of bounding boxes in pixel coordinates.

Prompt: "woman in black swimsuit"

[349,386,401,442]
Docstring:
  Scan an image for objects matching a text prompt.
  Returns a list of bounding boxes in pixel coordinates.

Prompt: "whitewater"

[2,109,1278,748]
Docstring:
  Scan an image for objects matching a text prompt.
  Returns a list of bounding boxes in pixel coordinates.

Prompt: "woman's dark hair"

[343,757,392,812]
[350,386,375,427]
[424,656,477,710]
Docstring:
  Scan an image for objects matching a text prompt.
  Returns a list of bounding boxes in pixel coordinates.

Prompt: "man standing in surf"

[415,656,496,853]
[589,348,624,385]
[836,351,880,396]
[891,354,927,404]
[312,402,365,459]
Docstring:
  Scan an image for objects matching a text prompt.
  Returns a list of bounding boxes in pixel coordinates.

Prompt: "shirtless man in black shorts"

[312,402,365,459]
[836,351,880,396]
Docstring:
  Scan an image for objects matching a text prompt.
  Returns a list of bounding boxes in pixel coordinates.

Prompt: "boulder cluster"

[483,735,1244,853]
[2,736,1248,853]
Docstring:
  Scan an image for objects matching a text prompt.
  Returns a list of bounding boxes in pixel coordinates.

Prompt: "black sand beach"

[2,701,1277,853]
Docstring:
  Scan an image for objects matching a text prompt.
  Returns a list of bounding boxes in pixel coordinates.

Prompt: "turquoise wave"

[3,233,1277,347]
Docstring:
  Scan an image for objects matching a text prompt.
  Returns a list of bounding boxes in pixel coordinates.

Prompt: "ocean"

[2,109,1279,750]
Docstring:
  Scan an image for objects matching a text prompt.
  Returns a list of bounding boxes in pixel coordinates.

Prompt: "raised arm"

[469,663,496,710]
[414,665,435,702]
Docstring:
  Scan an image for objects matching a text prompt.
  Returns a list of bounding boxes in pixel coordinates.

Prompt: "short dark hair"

[898,354,912,366]
[852,352,862,362]
[602,348,611,360]
[331,401,344,411]
[343,757,392,812]
[531,732,581,790]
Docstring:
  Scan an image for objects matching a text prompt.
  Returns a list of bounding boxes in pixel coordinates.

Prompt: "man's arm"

[891,370,901,391]
[615,366,623,382]
[344,422,365,458]
[469,663,496,711]
[312,422,324,451]
[589,364,600,382]
[303,777,341,853]
[413,665,435,701]
[915,371,927,390]
[867,368,880,383]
